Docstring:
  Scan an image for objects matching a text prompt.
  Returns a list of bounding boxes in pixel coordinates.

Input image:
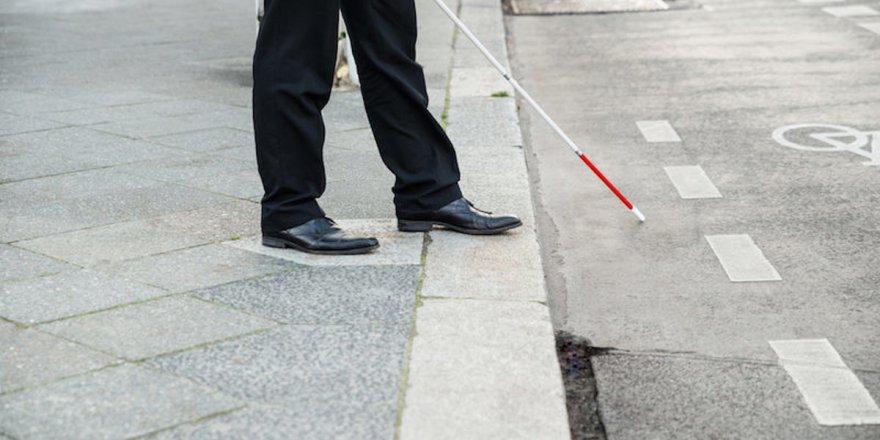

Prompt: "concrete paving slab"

[400,299,569,440]
[151,127,253,153]
[450,67,512,98]
[0,364,240,439]
[40,295,276,360]
[185,168,264,199]
[0,90,89,115]
[0,244,73,283]
[0,321,119,393]
[16,220,208,266]
[110,154,253,184]
[445,97,523,149]
[0,112,66,136]
[90,114,226,139]
[147,403,391,440]
[822,5,880,18]
[145,200,260,242]
[0,127,187,182]
[1,183,235,242]
[0,168,159,211]
[421,229,545,301]
[99,244,295,292]
[149,324,407,435]
[195,265,418,325]
[592,354,880,439]
[225,219,423,267]
[0,269,167,324]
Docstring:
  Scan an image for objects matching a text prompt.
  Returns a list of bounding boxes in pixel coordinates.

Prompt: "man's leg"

[253,0,339,233]
[339,0,464,219]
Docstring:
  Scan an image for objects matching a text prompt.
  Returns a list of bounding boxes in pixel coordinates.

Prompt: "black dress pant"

[253,0,463,233]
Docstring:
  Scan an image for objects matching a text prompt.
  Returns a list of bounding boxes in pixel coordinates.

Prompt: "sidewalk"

[0,0,568,438]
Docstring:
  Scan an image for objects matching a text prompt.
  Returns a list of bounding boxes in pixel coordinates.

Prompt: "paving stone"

[146,200,260,242]
[148,403,391,440]
[0,269,167,324]
[445,97,522,149]
[0,364,240,440]
[16,220,208,266]
[40,295,276,360]
[210,144,257,164]
[318,179,397,219]
[99,244,295,292]
[0,321,119,393]
[151,127,254,152]
[400,299,570,440]
[90,114,225,139]
[225,219,422,267]
[0,90,88,115]
[421,229,546,301]
[0,126,187,182]
[196,264,418,325]
[149,324,406,433]
[185,168,264,199]
[0,168,159,212]
[110,154,253,184]
[1,183,234,242]
[57,89,169,107]
[0,112,66,136]
[0,244,73,283]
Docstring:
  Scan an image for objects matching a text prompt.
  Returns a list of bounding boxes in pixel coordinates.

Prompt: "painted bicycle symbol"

[772,124,880,166]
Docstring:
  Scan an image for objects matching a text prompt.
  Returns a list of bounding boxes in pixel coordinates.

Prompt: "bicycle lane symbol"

[772,124,880,166]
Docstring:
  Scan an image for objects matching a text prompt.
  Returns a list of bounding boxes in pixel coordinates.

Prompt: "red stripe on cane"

[579,154,633,210]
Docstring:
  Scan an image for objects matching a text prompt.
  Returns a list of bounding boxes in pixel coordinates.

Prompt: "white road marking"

[705,234,781,282]
[822,5,880,17]
[770,339,880,425]
[859,22,880,34]
[636,120,682,142]
[663,166,722,199]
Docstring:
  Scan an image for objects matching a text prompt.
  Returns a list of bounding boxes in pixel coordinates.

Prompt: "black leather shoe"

[398,198,522,235]
[262,218,379,255]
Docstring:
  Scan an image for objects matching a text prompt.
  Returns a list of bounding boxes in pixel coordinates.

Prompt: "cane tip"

[631,206,646,222]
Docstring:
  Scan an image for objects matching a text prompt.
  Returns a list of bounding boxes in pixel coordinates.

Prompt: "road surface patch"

[822,5,880,17]
[770,339,880,425]
[636,120,681,142]
[858,22,880,34]
[705,234,782,282]
[663,165,722,199]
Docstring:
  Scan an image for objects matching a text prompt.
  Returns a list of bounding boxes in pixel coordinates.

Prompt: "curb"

[398,1,571,438]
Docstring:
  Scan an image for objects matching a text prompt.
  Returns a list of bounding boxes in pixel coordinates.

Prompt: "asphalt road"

[507,0,880,438]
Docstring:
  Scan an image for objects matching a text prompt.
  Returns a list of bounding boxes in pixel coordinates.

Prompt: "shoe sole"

[397,219,523,235]
[262,236,379,255]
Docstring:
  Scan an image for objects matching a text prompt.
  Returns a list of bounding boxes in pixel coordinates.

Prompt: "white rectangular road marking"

[705,234,781,282]
[636,120,681,142]
[822,5,880,17]
[663,166,722,199]
[859,22,880,34]
[770,339,880,425]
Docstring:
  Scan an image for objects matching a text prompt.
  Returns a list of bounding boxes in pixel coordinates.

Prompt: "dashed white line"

[858,22,880,34]
[822,5,880,17]
[636,120,682,143]
[705,234,781,282]
[663,165,722,199]
[770,339,880,425]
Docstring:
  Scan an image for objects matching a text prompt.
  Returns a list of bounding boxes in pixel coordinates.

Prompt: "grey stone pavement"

[508,0,880,438]
[0,0,568,439]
